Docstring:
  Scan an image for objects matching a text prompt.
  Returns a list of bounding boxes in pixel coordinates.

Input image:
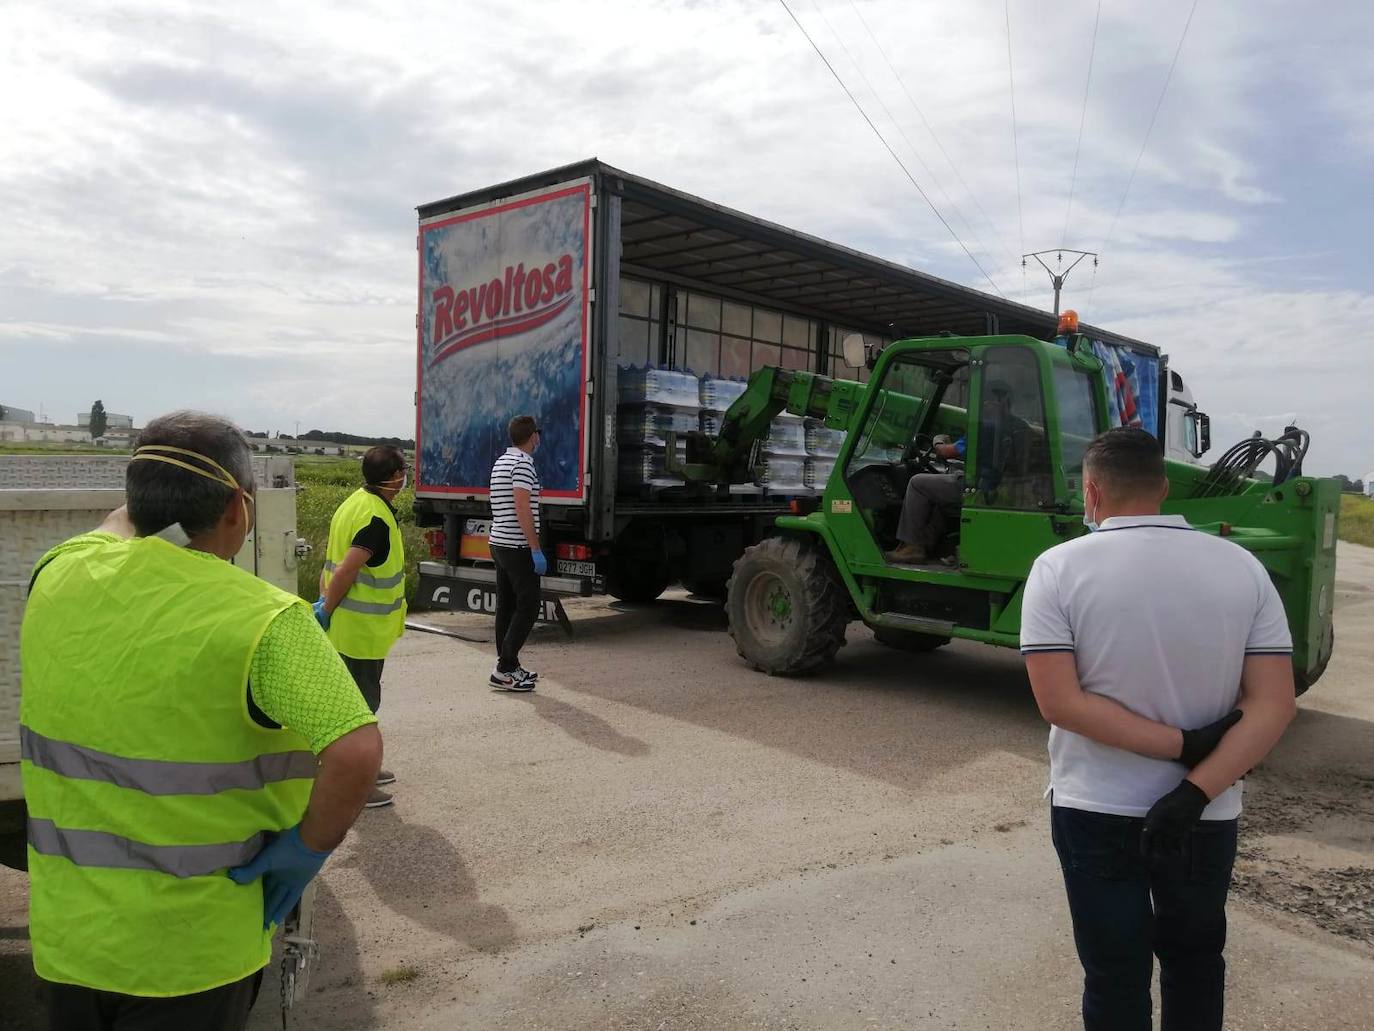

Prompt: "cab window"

[1052,364,1102,497]
[968,348,1053,510]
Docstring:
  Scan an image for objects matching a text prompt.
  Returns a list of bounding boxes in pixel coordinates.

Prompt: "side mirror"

[841,333,867,370]
[1195,412,1211,458]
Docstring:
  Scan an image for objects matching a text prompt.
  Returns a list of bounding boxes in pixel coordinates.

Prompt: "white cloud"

[0,0,1370,476]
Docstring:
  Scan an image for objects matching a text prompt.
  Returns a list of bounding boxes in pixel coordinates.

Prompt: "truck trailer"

[413,161,1207,611]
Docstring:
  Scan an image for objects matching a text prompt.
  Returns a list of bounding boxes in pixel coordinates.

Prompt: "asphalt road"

[2,543,1371,1030]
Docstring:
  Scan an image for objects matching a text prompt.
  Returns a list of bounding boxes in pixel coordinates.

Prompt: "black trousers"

[43,970,262,1031]
[489,544,540,672]
[341,655,384,714]
[1052,805,1238,1031]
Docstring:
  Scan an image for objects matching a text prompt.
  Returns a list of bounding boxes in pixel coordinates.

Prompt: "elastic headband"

[130,445,242,493]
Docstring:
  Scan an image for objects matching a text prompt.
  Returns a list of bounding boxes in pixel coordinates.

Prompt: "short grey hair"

[127,411,254,538]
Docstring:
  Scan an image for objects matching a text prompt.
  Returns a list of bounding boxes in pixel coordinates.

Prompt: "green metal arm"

[665,367,865,483]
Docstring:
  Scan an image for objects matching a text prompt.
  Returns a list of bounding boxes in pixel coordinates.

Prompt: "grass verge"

[294,458,425,603]
[1339,494,1374,548]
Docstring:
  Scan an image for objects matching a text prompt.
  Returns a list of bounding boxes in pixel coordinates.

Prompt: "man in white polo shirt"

[1021,427,1297,1031]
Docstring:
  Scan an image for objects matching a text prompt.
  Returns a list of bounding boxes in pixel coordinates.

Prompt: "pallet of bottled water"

[763,414,807,456]
[755,454,807,493]
[618,441,688,488]
[805,457,835,492]
[699,374,748,412]
[617,365,701,407]
[617,404,700,448]
[804,419,845,457]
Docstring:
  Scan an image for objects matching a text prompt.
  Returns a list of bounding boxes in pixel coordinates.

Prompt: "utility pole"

[1022,249,1098,317]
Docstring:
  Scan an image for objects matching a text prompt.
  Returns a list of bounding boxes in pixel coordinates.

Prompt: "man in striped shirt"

[487,414,546,690]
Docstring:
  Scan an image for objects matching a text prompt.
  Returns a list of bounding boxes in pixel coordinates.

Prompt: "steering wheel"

[904,432,940,473]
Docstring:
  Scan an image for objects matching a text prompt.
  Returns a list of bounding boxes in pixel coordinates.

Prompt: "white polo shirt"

[1020,514,1292,820]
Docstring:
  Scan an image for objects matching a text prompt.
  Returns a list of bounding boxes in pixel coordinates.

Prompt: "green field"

[8,442,1370,580]
[293,458,424,603]
[1340,494,1374,548]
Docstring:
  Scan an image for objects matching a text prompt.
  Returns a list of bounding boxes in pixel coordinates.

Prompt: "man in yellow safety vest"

[20,411,382,1030]
[315,446,408,808]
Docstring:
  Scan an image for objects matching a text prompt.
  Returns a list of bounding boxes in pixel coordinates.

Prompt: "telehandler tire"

[873,626,950,653]
[726,536,849,675]
[1294,623,1334,697]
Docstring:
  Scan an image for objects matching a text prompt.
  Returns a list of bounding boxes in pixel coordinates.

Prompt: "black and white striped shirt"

[489,447,541,548]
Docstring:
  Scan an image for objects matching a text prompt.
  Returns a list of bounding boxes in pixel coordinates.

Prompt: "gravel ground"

[2,544,1371,1030]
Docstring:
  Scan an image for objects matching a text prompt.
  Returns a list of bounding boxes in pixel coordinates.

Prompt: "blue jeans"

[1051,804,1238,1031]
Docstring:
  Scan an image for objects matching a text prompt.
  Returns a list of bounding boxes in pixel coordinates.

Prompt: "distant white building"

[247,437,345,457]
[1365,471,1374,498]
[77,411,133,429]
[0,404,36,424]
[0,423,92,444]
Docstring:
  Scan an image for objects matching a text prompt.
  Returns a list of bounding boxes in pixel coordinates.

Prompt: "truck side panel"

[416,178,595,504]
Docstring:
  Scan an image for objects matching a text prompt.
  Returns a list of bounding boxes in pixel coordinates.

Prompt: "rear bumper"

[415,561,591,629]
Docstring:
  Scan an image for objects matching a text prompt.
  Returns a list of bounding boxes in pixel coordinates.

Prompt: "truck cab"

[1165,369,1210,465]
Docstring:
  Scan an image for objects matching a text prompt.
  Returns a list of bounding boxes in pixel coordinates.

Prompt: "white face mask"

[1082,485,1100,532]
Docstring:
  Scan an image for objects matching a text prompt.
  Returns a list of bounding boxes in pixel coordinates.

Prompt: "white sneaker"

[489,668,535,692]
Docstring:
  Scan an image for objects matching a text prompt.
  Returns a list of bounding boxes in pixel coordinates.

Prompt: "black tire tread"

[726,536,849,675]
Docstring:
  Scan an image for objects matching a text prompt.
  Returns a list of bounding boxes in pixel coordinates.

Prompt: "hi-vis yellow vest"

[20,534,315,996]
[323,488,406,659]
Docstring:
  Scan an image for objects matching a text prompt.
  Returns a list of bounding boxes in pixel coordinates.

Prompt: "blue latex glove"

[227,824,332,930]
[312,598,330,630]
[531,549,548,576]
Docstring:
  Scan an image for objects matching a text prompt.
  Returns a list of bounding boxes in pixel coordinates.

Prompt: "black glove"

[1140,780,1210,863]
[1177,709,1242,768]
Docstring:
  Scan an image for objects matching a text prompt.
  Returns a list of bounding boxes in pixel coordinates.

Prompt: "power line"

[844,0,1020,272]
[1099,0,1201,258]
[1061,0,1102,250]
[808,0,1004,279]
[1003,0,1025,299]
[777,0,1004,296]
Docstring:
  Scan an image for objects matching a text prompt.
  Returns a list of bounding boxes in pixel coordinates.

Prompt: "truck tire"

[1294,623,1334,697]
[682,577,728,601]
[606,561,672,604]
[727,536,849,675]
[873,626,950,653]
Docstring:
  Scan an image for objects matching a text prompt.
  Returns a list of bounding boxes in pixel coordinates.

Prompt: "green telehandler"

[667,327,1338,692]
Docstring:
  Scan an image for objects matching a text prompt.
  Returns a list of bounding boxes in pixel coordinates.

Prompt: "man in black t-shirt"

[317,446,407,808]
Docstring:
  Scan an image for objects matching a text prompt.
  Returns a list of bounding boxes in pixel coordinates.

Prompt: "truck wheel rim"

[744,572,793,645]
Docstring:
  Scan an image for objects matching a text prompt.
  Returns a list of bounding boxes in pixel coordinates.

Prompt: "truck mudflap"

[416,560,581,635]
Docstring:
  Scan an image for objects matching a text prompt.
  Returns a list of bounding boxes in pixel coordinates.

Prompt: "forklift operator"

[885,379,1027,564]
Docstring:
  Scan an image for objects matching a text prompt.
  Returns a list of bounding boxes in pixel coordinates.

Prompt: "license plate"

[556,560,597,577]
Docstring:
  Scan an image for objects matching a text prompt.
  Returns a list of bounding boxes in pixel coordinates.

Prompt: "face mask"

[131,444,254,546]
[1082,488,1099,532]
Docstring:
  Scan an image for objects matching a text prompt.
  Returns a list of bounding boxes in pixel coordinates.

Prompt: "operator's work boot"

[884,542,927,564]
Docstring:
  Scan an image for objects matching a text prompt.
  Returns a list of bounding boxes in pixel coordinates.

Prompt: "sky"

[1,0,1371,477]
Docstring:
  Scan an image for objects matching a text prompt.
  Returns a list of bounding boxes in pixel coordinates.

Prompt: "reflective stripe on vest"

[324,488,406,659]
[28,818,266,878]
[21,725,316,796]
[336,596,406,616]
[321,559,404,590]
[20,533,313,996]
